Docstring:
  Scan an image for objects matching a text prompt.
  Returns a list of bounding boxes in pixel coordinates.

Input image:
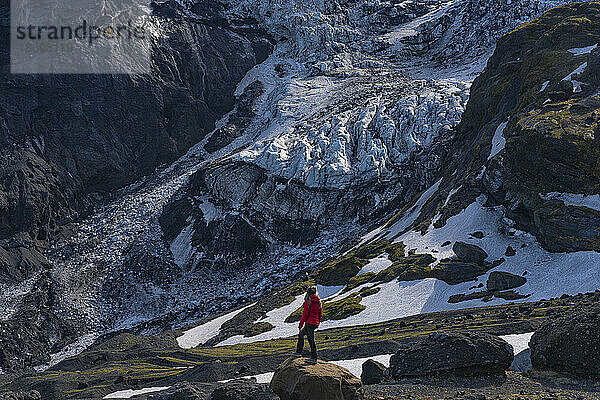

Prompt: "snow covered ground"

[488,121,508,161]
[500,332,535,355]
[177,303,256,349]
[103,386,171,399]
[568,43,598,55]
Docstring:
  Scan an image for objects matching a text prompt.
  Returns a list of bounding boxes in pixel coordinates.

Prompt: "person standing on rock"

[295,285,322,363]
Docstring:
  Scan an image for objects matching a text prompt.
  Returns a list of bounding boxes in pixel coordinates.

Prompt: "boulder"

[361,359,387,385]
[486,271,526,292]
[389,332,513,378]
[452,242,488,264]
[270,356,364,400]
[530,304,600,378]
[147,382,209,400]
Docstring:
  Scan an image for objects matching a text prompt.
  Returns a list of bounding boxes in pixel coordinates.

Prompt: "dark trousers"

[296,323,318,359]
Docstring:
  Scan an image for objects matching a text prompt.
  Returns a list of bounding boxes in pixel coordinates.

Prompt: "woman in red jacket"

[295,285,322,363]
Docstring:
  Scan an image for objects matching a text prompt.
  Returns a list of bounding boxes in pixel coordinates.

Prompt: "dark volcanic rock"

[389,332,514,378]
[147,382,209,399]
[437,260,491,285]
[530,304,600,378]
[0,391,41,400]
[0,0,272,279]
[271,356,364,400]
[361,359,387,385]
[211,379,278,400]
[453,242,488,264]
[486,271,526,292]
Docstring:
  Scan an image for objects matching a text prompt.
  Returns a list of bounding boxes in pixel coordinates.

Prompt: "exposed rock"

[0,392,41,400]
[509,349,532,372]
[389,332,514,378]
[147,382,209,399]
[486,271,527,292]
[270,356,364,400]
[437,260,491,285]
[452,242,488,264]
[361,359,387,385]
[530,304,600,378]
[504,246,516,257]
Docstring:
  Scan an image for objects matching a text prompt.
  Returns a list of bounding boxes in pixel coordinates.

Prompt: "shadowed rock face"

[530,304,600,378]
[0,0,272,280]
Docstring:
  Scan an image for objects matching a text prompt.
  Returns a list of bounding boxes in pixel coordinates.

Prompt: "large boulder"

[270,357,364,400]
[452,242,488,264]
[530,304,600,378]
[361,359,387,385]
[389,332,513,378]
[486,271,526,292]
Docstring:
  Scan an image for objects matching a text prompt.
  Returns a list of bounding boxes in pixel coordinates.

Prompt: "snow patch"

[500,332,534,355]
[103,386,171,399]
[541,192,600,210]
[568,44,597,56]
[177,303,255,349]
[216,295,305,346]
[170,222,195,268]
[562,62,588,93]
[539,80,549,92]
[317,285,345,300]
[488,121,508,160]
[330,354,393,378]
[358,256,393,275]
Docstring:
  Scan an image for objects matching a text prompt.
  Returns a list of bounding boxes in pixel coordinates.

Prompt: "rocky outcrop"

[0,392,41,400]
[487,271,526,292]
[530,304,600,378]
[147,380,277,400]
[453,242,488,264]
[389,332,514,378]
[361,359,387,385]
[271,357,364,400]
[461,2,600,253]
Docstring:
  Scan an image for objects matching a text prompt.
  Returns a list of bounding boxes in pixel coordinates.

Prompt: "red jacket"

[299,294,322,329]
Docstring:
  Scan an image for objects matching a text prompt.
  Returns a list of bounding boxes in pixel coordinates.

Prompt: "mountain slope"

[167,1,600,350]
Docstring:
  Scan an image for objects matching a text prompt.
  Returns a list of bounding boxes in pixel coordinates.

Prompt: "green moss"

[313,255,367,286]
[343,272,375,292]
[323,294,366,321]
[244,322,274,337]
[495,290,531,301]
[289,280,316,296]
[359,286,381,297]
